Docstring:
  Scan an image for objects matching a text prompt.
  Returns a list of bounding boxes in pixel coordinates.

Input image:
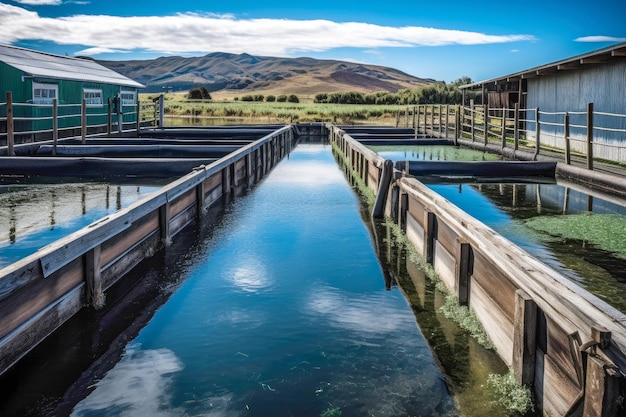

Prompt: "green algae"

[524,213,626,260]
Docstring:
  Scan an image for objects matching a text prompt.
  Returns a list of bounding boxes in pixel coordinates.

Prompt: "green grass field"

[141,93,406,125]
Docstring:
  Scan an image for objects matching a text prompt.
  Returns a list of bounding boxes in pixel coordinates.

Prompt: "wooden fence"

[395,103,626,169]
[331,127,626,417]
[0,92,161,154]
[0,125,294,376]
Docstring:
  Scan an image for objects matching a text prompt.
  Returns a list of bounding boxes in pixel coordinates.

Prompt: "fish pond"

[0,143,518,417]
[369,144,626,313]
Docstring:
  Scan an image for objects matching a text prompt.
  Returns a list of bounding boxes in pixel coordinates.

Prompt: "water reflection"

[71,345,184,417]
[65,144,457,417]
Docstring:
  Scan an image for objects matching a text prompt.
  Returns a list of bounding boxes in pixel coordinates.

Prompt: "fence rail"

[0,92,162,153]
[395,102,626,169]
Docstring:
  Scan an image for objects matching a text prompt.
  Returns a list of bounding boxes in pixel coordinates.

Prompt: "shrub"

[287,94,299,103]
[187,87,211,100]
[265,95,276,102]
[276,94,288,102]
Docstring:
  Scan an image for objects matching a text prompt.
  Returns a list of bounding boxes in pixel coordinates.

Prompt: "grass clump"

[384,219,494,350]
[440,295,493,349]
[487,370,534,414]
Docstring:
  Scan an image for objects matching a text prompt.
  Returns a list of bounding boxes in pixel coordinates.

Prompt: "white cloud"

[575,35,626,43]
[510,49,519,53]
[75,46,129,55]
[13,0,62,5]
[0,4,536,57]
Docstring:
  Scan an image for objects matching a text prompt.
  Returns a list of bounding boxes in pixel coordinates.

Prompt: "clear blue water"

[69,144,457,417]
[0,184,161,269]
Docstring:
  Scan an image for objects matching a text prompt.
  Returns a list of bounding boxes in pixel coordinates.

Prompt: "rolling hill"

[97,53,434,95]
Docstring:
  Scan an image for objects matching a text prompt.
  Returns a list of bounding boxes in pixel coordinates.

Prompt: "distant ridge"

[97,53,434,94]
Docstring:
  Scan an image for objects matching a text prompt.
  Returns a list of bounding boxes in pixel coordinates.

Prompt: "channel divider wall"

[330,125,626,417]
[0,125,295,376]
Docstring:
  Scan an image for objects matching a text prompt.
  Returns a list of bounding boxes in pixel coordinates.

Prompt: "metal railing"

[395,102,626,170]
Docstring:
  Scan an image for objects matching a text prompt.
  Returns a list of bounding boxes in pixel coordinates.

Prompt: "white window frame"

[120,90,136,106]
[83,88,103,106]
[32,82,58,105]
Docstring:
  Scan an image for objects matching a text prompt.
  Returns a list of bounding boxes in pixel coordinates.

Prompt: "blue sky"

[1,0,625,83]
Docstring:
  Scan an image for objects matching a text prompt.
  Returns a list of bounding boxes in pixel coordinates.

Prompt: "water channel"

[0,142,516,417]
[370,144,626,313]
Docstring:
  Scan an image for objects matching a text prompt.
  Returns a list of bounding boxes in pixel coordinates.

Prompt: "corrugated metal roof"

[0,44,144,88]
[461,41,626,89]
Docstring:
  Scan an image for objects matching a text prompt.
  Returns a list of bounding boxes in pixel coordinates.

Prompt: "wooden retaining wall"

[330,127,626,417]
[0,125,294,376]
[328,124,385,194]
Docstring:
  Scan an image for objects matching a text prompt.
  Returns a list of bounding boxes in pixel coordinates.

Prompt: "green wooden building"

[0,44,144,138]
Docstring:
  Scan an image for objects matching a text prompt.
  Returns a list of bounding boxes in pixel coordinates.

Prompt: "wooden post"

[587,102,594,170]
[534,107,540,160]
[454,105,460,144]
[483,104,488,145]
[564,112,571,165]
[395,110,400,128]
[400,193,408,233]
[222,166,232,195]
[159,94,165,128]
[513,289,537,387]
[246,153,253,188]
[471,100,476,142]
[136,100,141,134]
[445,104,450,139]
[81,98,87,144]
[514,102,520,151]
[85,245,105,309]
[391,186,400,224]
[52,98,58,156]
[456,241,472,305]
[416,105,421,137]
[107,97,112,136]
[196,180,206,214]
[405,106,409,128]
[501,107,506,149]
[583,355,622,417]
[6,92,14,156]
[425,211,436,263]
[159,203,171,245]
[439,104,443,136]
[412,106,417,139]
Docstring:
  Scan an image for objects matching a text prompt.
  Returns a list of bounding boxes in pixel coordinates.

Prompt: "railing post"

[136,100,141,135]
[81,98,87,144]
[470,100,475,142]
[587,102,594,170]
[513,289,537,387]
[564,112,571,165]
[6,92,14,156]
[412,106,417,138]
[534,107,540,160]
[501,107,506,149]
[514,102,520,151]
[416,105,421,137]
[483,104,488,146]
[159,94,165,128]
[439,104,443,136]
[454,105,460,144]
[405,106,409,128]
[445,104,450,140]
[52,98,58,156]
[107,97,112,136]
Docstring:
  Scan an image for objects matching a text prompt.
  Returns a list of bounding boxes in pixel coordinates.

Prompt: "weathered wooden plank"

[405,214,425,257]
[435,219,459,255]
[513,289,537,387]
[85,245,104,309]
[168,188,196,219]
[471,281,514,364]
[0,258,84,340]
[169,205,197,237]
[456,241,472,305]
[101,232,160,291]
[433,240,456,291]
[469,250,517,321]
[542,353,581,417]
[100,211,160,267]
[0,259,43,302]
[0,285,83,375]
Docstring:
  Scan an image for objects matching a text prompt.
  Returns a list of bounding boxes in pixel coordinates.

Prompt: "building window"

[120,91,136,106]
[83,88,103,106]
[32,82,58,105]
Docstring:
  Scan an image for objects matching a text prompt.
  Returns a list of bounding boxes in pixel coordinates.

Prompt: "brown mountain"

[97,53,433,94]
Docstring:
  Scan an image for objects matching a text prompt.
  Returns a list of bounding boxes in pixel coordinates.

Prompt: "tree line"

[314,77,481,105]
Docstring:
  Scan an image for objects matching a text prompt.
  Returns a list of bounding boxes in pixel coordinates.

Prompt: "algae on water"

[524,213,626,260]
